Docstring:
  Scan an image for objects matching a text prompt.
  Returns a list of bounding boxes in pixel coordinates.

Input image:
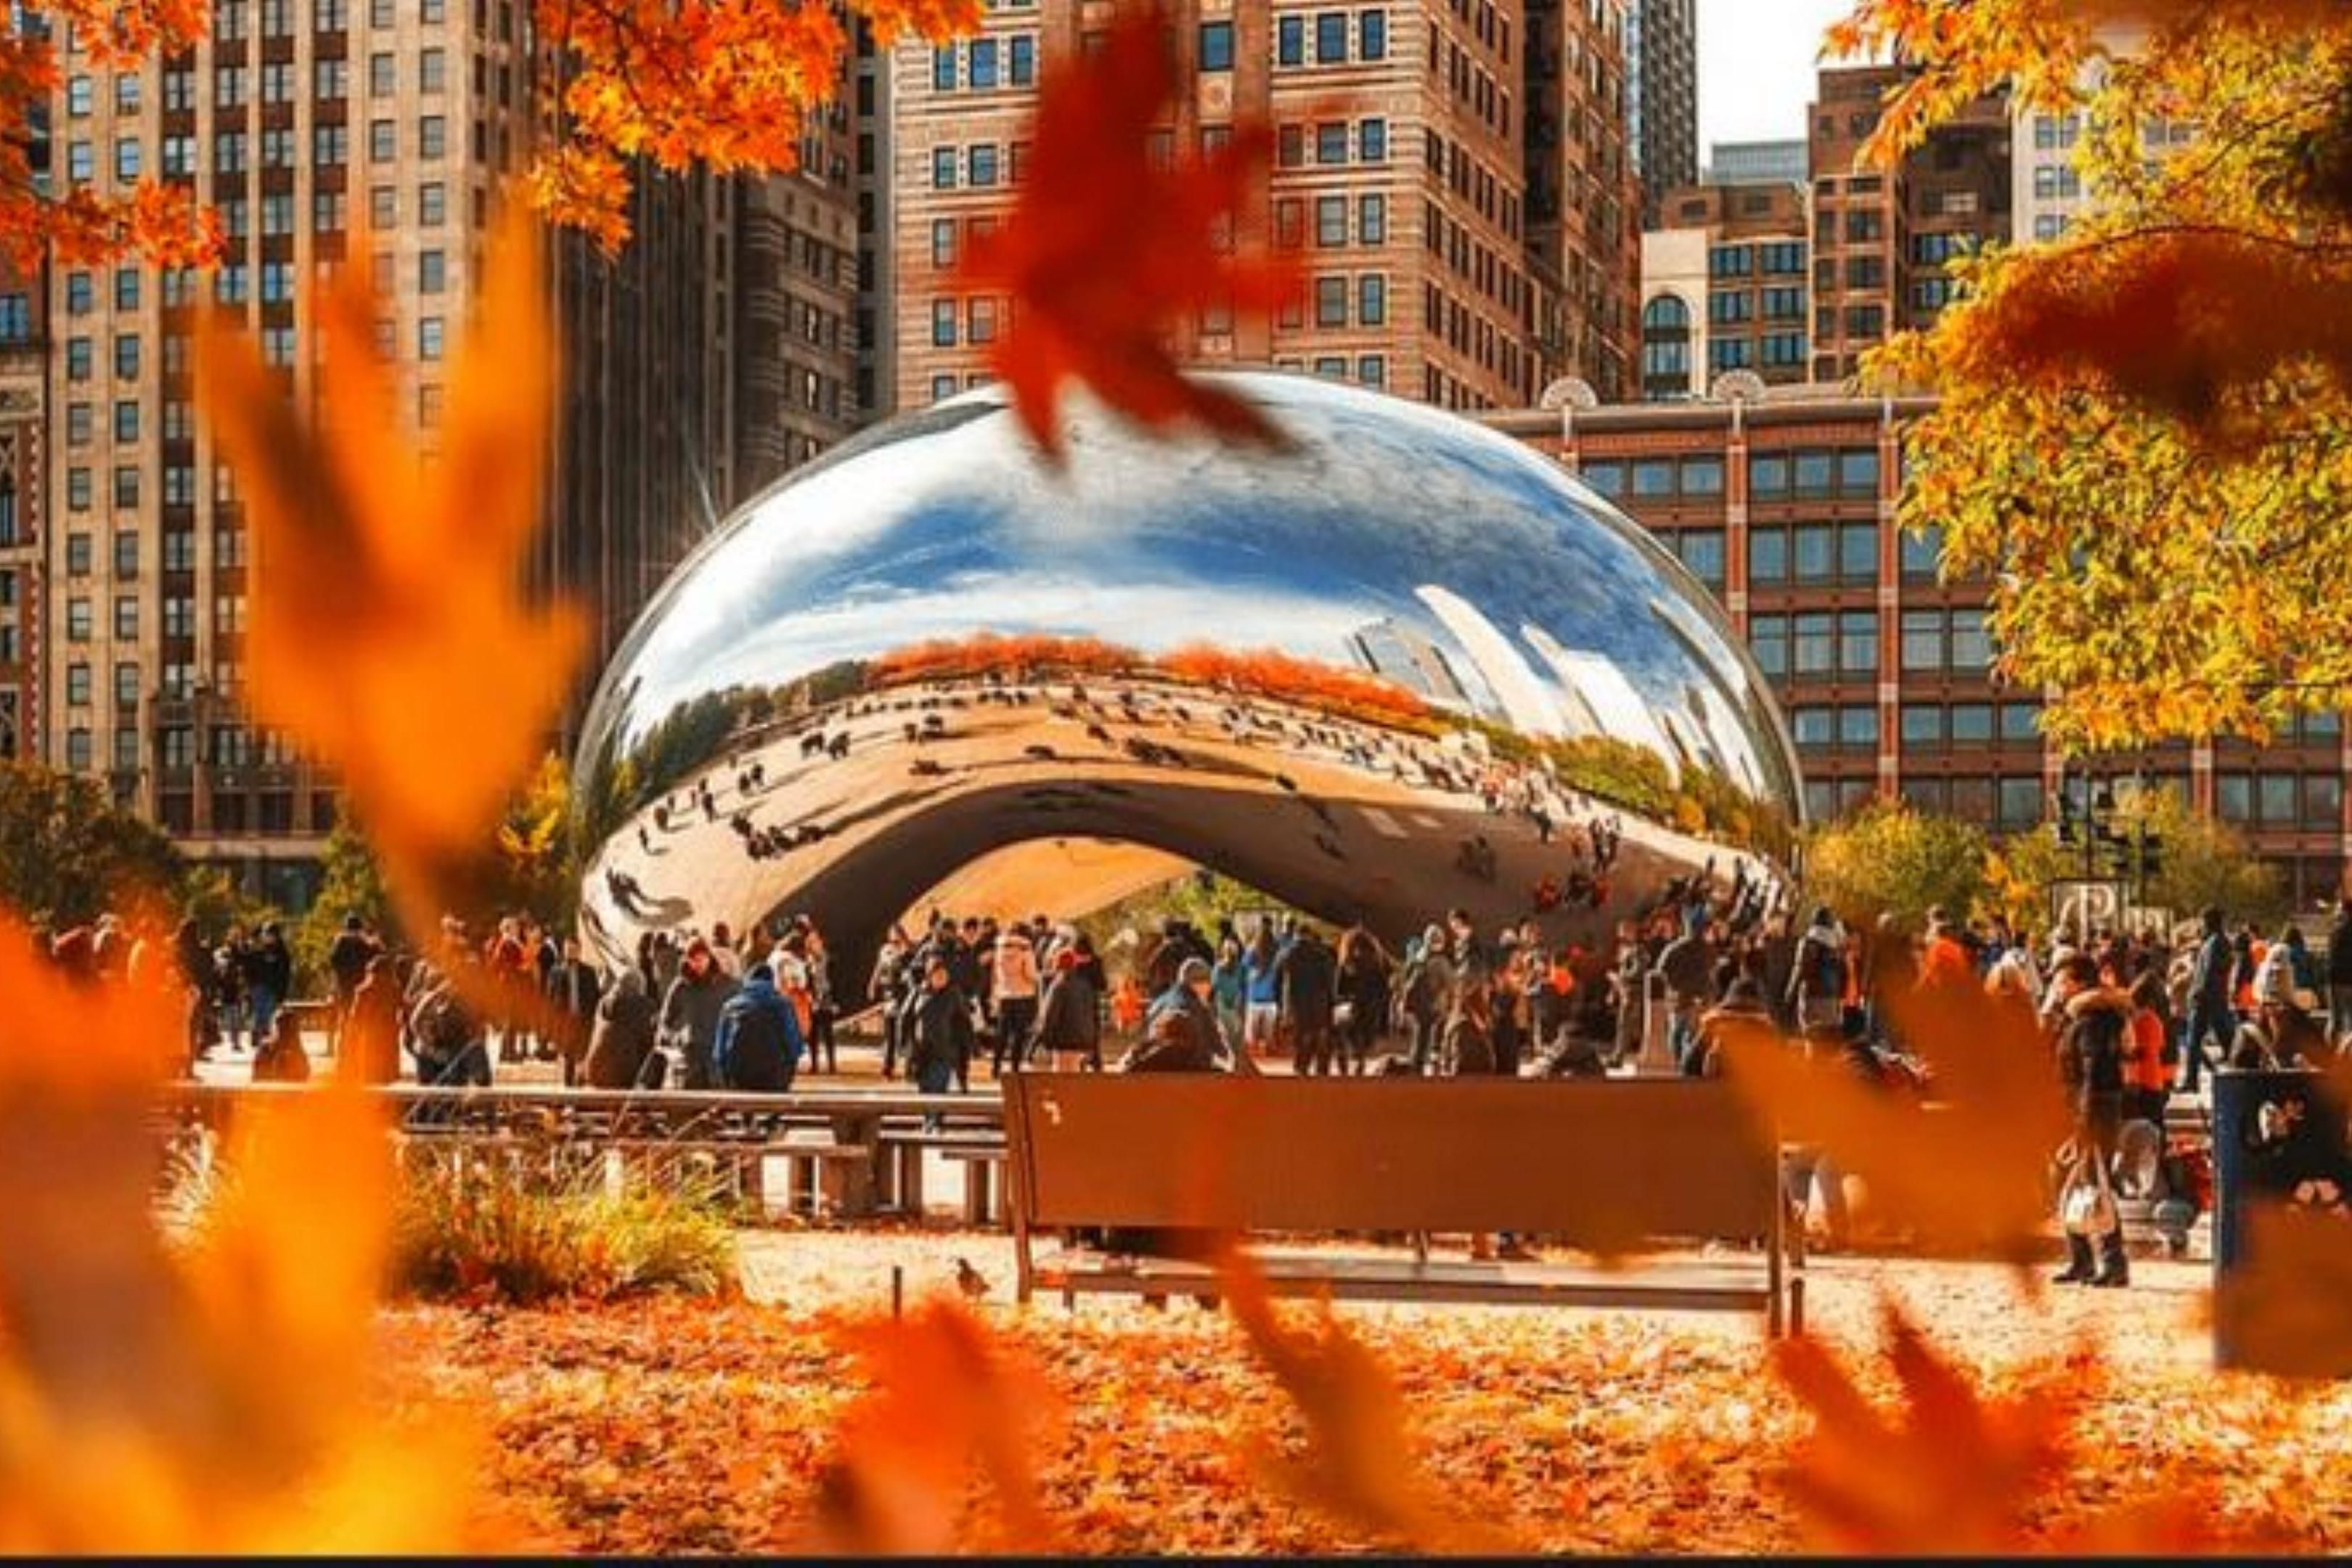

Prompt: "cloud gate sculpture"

[573,372,1802,987]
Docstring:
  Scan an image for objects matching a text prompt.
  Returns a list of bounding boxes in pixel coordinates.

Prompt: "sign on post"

[2048,878,2126,944]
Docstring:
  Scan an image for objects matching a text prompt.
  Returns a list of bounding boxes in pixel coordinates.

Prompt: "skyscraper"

[1624,0,1696,223]
[0,266,41,767]
[1806,64,2009,385]
[34,0,854,899]
[893,1,1643,414]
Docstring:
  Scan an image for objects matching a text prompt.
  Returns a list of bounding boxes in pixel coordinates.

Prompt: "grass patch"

[390,1163,740,1306]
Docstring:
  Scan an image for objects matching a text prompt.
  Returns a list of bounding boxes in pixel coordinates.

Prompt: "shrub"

[390,1162,738,1306]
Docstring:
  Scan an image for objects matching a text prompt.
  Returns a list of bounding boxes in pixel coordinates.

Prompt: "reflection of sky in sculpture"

[580,372,1800,820]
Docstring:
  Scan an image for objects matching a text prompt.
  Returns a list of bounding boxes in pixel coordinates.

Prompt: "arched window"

[1641,293,1694,401]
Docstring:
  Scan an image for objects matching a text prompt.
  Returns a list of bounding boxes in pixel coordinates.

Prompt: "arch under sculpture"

[572,372,1802,991]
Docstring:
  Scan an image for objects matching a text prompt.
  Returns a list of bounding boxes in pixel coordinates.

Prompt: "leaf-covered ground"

[375,1230,2351,1555]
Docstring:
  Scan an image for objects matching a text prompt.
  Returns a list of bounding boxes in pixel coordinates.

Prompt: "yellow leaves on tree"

[807,1299,1061,1554]
[958,1,1306,460]
[1772,1299,2210,1556]
[0,918,489,1552]
[1718,981,2073,1275]
[528,0,984,252]
[194,208,582,955]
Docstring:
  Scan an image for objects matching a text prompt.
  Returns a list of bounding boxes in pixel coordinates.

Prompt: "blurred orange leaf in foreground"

[0,916,487,1551]
[960,0,1305,460]
[194,208,581,883]
[2218,1199,2352,1381]
[1218,1246,1518,1553]
[1718,980,2073,1275]
[1773,1299,2210,1556]
[808,1298,1061,1554]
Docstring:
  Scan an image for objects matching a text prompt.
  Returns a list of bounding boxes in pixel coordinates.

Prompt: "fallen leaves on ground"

[959,0,1305,460]
[368,1232,2346,1556]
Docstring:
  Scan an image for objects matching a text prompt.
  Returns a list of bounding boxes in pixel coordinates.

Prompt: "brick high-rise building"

[1638,178,1808,401]
[1623,0,1696,224]
[1485,385,2352,907]
[36,0,854,900]
[0,269,42,766]
[1807,64,2009,385]
[891,0,1642,415]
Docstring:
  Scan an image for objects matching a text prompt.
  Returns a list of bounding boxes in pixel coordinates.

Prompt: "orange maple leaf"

[958,0,1306,460]
[0,912,489,1552]
[194,208,581,987]
[806,1299,1061,1554]
[1717,978,2074,1275]
[2216,1198,2352,1381]
[1217,1246,1518,1553]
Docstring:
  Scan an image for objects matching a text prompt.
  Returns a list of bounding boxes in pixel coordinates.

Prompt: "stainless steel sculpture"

[573,372,1801,983]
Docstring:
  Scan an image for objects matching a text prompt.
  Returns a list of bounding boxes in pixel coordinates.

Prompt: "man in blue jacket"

[713,963,805,1093]
[2182,905,2234,1096]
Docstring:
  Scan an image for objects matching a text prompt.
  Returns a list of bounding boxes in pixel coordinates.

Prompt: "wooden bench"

[1002,1073,1801,1334]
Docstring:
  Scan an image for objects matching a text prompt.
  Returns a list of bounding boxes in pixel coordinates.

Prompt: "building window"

[1839,706,1879,749]
[1675,530,1725,587]
[1579,461,1624,498]
[1009,35,1036,85]
[1838,522,1876,581]
[968,144,998,187]
[114,596,138,639]
[1277,15,1304,66]
[369,52,394,94]
[1839,611,1877,673]
[1316,123,1349,164]
[931,298,957,347]
[1357,192,1386,245]
[1749,452,1789,497]
[1792,523,1833,583]
[1356,354,1385,388]
[1791,708,1833,751]
[113,467,139,508]
[1199,20,1233,71]
[1951,609,1992,671]
[1793,613,1834,677]
[420,47,446,92]
[1357,274,1385,325]
[1749,614,1788,677]
[1359,118,1387,161]
[1681,457,1724,496]
[66,730,91,771]
[1358,8,1386,60]
[1900,609,1944,672]
[419,250,446,293]
[1316,195,1346,246]
[418,116,446,158]
[417,318,444,360]
[932,146,957,189]
[1315,275,1347,326]
[1900,524,1943,580]
[113,400,139,442]
[1747,527,1787,584]
[968,298,997,343]
[2000,703,2041,743]
[369,119,395,161]
[1630,459,1675,499]
[1900,704,1943,746]
[1315,11,1347,62]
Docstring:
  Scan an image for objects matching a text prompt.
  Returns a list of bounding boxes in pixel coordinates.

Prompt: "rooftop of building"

[1479,378,1938,438]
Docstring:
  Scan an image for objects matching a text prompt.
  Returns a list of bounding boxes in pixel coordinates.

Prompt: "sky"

[1694,0,1859,155]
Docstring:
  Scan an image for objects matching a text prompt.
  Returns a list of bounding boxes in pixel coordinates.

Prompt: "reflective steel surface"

[573,372,1800,980]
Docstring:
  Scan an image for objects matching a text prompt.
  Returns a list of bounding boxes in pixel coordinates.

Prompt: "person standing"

[342,955,404,1085]
[1654,918,1715,1074]
[2328,899,2352,1048]
[989,919,1041,1077]
[546,936,603,1087]
[1334,926,1390,1075]
[714,963,805,1093]
[2182,907,2234,1096]
[245,923,293,1055]
[2054,957,2132,1288]
[1034,947,1101,1071]
[907,957,974,1129]
[659,937,732,1090]
[1276,924,1339,1077]
[584,969,661,1089]
[327,915,377,1050]
[1209,936,1248,1050]
[1240,926,1282,1064]
[1787,907,1850,1048]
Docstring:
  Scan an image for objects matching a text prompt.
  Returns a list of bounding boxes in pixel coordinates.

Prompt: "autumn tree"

[1801,801,1990,931]
[0,759,185,927]
[1842,1,2352,748]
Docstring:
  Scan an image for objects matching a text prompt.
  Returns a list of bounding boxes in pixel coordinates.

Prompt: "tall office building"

[893,0,1643,415]
[0,267,41,766]
[1622,0,1696,223]
[851,11,897,421]
[2011,24,2194,247]
[36,0,854,900]
[1807,64,2010,384]
[1638,178,1808,400]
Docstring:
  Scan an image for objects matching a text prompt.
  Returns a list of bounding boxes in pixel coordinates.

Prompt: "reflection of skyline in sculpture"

[572,372,1802,985]
[1347,617,1471,710]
